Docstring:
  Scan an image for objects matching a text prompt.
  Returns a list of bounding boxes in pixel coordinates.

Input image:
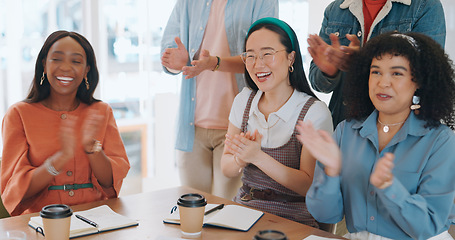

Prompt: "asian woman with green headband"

[220,18,333,227]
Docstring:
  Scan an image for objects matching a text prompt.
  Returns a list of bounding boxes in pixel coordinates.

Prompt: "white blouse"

[229,87,333,148]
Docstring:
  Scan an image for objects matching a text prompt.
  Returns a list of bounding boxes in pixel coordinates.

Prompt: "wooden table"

[0,186,345,239]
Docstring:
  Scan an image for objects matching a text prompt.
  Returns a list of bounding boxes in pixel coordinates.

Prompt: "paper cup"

[40,204,73,240]
[177,193,207,236]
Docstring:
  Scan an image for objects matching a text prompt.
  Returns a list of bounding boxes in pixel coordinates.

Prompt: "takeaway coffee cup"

[253,230,288,240]
[177,193,207,236]
[40,204,73,240]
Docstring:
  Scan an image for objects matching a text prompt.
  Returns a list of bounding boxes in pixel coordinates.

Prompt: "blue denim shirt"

[160,0,278,152]
[306,111,455,240]
[309,0,446,127]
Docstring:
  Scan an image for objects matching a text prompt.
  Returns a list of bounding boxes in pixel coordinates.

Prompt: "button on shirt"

[229,88,333,148]
[306,110,455,240]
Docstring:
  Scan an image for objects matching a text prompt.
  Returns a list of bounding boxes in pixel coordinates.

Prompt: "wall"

[442,0,455,59]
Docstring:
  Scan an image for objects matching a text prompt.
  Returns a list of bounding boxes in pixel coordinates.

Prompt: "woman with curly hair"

[297,32,455,239]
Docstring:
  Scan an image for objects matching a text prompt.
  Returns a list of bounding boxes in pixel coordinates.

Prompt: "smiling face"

[368,53,418,119]
[43,36,90,98]
[244,28,295,93]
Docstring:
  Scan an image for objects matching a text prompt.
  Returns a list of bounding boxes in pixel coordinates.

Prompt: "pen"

[204,204,224,216]
[170,205,177,214]
[76,214,99,228]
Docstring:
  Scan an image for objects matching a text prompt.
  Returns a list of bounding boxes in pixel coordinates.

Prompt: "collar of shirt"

[352,110,429,144]
[249,89,301,125]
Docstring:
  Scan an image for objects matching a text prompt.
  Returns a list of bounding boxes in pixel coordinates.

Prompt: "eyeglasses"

[240,49,287,66]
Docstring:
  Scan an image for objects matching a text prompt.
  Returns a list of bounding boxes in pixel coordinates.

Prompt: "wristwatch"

[85,140,102,154]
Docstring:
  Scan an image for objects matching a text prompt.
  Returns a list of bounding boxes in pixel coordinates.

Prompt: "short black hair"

[344,32,455,129]
[25,30,100,105]
[244,22,317,98]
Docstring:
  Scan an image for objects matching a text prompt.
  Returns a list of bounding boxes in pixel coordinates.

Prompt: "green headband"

[247,17,296,50]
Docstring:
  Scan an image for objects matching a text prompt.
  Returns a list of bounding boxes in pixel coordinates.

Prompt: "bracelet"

[85,140,102,154]
[212,56,220,71]
[44,158,60,176]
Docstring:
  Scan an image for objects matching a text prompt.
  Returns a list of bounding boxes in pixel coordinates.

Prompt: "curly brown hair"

[344,32,455,130]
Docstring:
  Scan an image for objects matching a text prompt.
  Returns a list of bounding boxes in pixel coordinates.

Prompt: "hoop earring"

[289,65,294,73]
[85,78,90,90]
[411,95,421,114]
[40,72,45,85]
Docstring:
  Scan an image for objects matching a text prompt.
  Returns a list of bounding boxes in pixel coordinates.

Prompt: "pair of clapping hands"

[296,121,394,190]
[161,37,216,79]
[307,33,360,77]
[59,109,104,162]
[224,130,263,167]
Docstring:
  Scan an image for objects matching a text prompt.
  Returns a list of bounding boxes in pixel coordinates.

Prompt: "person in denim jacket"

[307,0,446,127]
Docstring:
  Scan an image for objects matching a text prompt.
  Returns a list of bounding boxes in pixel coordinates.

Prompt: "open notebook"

[163,203,263,232]
[29,205,138,238]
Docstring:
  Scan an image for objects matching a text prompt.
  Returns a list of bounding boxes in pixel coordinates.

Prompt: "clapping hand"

[307,33,360,77]
[182,49,215,79]
[161,37,189,72]
[81,109,104,153]
[370,153,395,189]
[59,115,77,161]
[296,120,341,177]
[225,130,262,165]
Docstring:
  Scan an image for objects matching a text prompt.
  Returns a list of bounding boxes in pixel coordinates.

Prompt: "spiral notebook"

[28,205,138,238]
[163,203,263,232]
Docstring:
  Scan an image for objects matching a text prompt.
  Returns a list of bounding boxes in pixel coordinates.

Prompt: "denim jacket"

[309,0,446,127]
[160,0,278,151]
